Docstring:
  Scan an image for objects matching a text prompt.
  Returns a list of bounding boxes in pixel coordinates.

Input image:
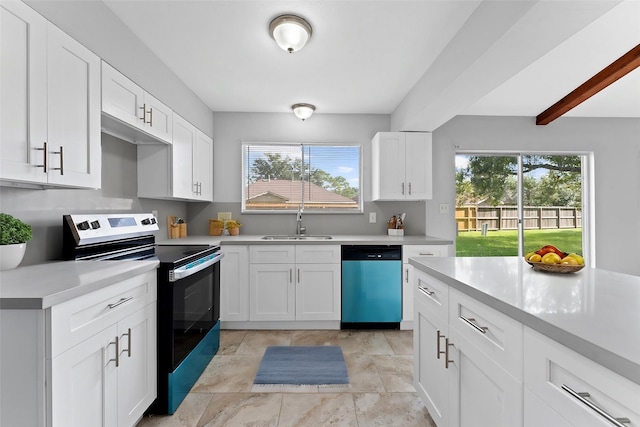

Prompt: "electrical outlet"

[151,210,158,219]
[369,212,377,223]
[439,204,449,214]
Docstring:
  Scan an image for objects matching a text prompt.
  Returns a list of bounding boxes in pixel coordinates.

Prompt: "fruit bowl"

[525,259,584,274]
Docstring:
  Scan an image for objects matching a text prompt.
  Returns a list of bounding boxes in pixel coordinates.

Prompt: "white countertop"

[158,234,453,246]
[0,260,159,309]
[409,256,640,385]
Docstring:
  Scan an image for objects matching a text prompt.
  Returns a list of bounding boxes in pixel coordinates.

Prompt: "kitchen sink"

[261,235,333,240]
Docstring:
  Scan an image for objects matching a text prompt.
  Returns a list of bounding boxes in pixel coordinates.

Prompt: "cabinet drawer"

[449,288,523,380]
[250,245,295,263]
[414,270,449,321]
[49,270,157,357]
[402,245,446,263]
[295,245,340,264]
[524,327,640,427]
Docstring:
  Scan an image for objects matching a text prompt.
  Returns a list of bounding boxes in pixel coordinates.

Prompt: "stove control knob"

[142,218,151,225]
[77,221,90,231]
[90,220,101,229]
[150,217,157,224]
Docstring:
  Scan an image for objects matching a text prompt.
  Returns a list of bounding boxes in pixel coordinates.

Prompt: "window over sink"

[242,143,362,213]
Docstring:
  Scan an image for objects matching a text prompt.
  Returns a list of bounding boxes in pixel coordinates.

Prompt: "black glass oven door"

[171,262,220,369]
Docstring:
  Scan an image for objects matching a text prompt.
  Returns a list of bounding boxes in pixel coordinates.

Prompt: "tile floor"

[136,329,437,427]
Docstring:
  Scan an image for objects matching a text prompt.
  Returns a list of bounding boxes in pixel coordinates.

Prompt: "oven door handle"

[169,252,224,282]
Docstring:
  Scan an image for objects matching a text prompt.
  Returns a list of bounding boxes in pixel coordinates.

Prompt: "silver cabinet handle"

[148,107,153,126]
[122,328,132,358]
[297,268,300,283]
[444,337,454,369]
[289,268,292,283]
[107,296,133,309]
[51,146,64,175]
[419,253,435,256]
[408,182,412,195]
[401,182,405,195]
[437,330,445,359]
[561,384,630,426]
[405,268,409,283]
[460,315,489,334]
[36,142,47,172]
[139,103,146,123]
[108,336,120,367]
[418,285,434,296]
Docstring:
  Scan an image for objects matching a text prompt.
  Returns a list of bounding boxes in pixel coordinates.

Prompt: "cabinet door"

[372,132,406,200]
[524,389,572,427]
[51,324,118,427]
[193,130,213,201]
[414,288,450,427]
[296,263,340,320]
[220,245,249,321]
[46,23,101,188]
[404,132,432,200]
[249,264,295,321]
[0,1,48,184]
[117,303,157,427]
[101,61,144,130]
[142,92,172,143]
[171,114,195,199]
[447,326,523,427]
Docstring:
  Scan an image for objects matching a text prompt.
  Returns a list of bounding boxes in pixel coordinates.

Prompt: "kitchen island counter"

[409,256,640,386]
[0,260,159,309]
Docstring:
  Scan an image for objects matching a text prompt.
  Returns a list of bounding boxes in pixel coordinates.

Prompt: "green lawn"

[456,229,582,257]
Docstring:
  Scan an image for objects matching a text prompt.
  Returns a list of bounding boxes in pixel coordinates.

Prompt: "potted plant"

[224,219,242,236]
[0,213,32,270]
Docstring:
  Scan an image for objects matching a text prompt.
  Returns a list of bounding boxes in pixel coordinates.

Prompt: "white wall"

[431,115,640,276]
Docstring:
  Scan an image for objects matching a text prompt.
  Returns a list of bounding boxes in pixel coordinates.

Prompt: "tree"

[250,153,359,199]
[459,155,581,207]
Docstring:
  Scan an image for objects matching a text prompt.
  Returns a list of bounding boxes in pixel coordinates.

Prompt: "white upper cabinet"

[101,61,172,145]
[137,113,213,201]
[1,1,100,189]
[372,132,432,200]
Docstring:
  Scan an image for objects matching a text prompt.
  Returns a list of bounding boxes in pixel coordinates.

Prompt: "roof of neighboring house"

[246,179,356,204]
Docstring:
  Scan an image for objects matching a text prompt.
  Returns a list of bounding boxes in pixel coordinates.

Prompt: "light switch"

[369,212,377,223]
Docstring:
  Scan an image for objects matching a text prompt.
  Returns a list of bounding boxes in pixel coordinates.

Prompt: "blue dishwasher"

[341,245,402,328]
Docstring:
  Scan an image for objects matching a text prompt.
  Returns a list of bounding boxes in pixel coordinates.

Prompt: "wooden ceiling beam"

[536,43,640,125]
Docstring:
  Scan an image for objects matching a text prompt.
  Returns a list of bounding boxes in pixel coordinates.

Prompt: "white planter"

[0,243,27,270]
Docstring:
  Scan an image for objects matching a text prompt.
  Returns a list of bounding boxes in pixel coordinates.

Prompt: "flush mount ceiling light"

[269,14,312,53]
[292,103,315,121]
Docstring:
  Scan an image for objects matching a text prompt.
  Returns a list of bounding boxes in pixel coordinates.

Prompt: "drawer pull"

[419,253,435,256]
[460,315,489,334]
[107,296,133,309]
[418,285,434,296]
[561,384,631,427]
[437,330,445,359]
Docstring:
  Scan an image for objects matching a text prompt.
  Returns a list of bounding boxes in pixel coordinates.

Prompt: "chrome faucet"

[296,205,306,235]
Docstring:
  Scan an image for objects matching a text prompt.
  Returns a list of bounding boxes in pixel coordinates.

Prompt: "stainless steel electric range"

[62,213,224,414]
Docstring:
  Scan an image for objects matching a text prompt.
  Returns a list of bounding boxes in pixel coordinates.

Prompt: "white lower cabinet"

[402,245,447,326]
[249,245,340,322]
[414,269,523,427]
[0,270,157,427]
[524,327,640,427]
[220,245,249,321]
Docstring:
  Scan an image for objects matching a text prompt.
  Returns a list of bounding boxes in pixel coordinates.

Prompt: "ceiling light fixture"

[292,103,315,121]
[269,14,312,53]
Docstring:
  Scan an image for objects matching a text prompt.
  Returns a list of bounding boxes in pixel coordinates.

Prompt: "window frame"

[241,141,364,214]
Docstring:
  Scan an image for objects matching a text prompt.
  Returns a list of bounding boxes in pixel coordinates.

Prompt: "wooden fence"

[456,206,581,232]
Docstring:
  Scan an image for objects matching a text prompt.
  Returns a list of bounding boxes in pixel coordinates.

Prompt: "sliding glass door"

[456,153,587,260]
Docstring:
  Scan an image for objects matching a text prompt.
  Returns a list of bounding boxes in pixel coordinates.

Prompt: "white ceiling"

[103,0,640,122]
